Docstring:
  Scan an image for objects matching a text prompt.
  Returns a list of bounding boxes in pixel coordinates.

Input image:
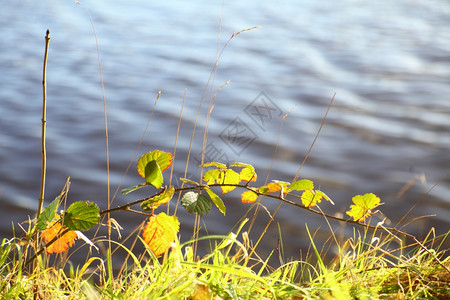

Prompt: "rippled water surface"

[1,0,449,262]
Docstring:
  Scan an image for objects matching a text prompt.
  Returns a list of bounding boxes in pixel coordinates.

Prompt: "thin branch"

[98,182,432,238]
[38,29,50,217]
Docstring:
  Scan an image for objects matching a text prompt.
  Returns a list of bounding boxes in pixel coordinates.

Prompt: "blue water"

[1,0,449,263]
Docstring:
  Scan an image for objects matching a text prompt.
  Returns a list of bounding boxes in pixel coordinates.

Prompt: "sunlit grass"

[1,217,448,299]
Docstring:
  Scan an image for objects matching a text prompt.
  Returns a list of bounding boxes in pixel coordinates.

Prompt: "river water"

[1,0,449,264]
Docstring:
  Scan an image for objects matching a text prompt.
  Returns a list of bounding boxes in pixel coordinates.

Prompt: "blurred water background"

[1,0,449,265]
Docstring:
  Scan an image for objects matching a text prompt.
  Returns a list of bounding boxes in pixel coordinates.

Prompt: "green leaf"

[290,179,314,191]
[62,201,100,231]
[181,192,211,216]
[346,193,381,222]
[205,187,226,215]
[121,183,147,195]
[193,194,211,216]
[137,150,173,177]
[141,186,175,211]
[144,160,163,189]
[258,186,270,194]
[36,196,60,231]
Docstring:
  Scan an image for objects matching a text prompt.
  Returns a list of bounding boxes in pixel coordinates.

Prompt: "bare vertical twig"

[38,29,50,218]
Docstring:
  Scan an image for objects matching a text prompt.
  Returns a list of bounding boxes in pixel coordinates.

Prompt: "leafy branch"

[30,149,450,273]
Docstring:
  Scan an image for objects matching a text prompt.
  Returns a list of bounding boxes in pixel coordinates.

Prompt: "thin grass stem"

[292,92,335,183]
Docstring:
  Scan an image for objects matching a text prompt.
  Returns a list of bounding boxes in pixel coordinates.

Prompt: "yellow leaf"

[203,169,218,185]
[40,219,77,254]
[143,213,180,257]
[346,193,381,222]
[231,163,257,182]
[301,190,328,208]
[203,168,240,194]
[220,169,240,193]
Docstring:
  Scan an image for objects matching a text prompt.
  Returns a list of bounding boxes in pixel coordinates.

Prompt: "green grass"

[1,217,448,299]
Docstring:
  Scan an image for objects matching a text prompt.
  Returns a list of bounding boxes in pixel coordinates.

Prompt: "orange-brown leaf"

[40,221,77,254]
[264,182,282,193]
[260,181,290,195]
[142,213,180,257]
[241,190,258,203]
